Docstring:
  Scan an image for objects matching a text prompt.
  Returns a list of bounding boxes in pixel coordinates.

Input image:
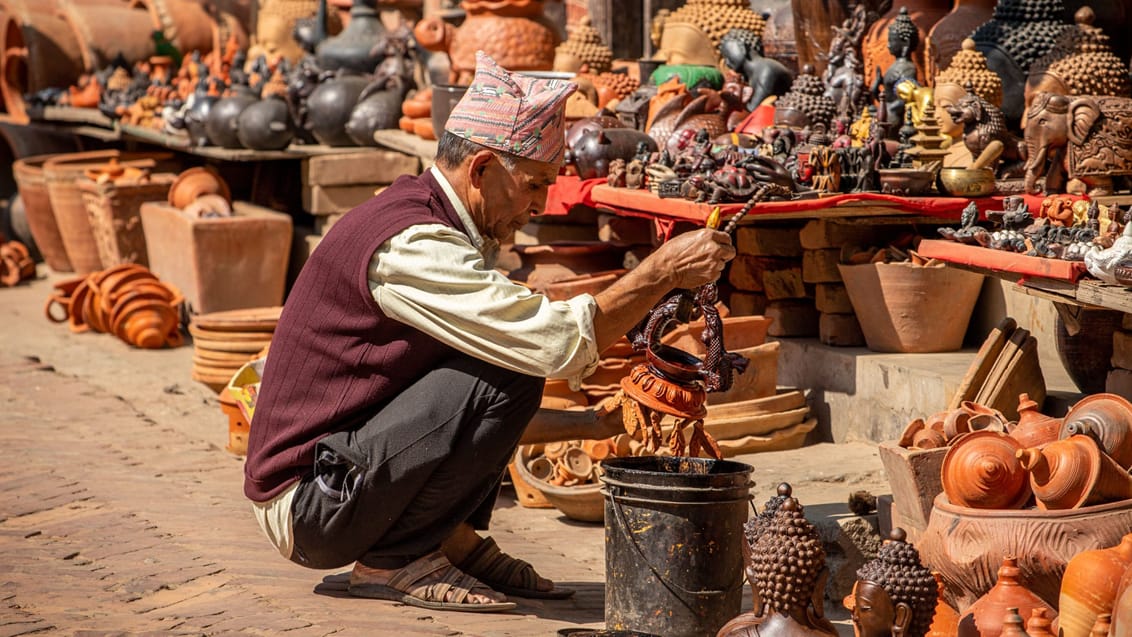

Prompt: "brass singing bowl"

[937,167,996,197]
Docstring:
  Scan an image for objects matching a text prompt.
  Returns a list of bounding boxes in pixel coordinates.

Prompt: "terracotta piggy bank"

[570,128,658,180]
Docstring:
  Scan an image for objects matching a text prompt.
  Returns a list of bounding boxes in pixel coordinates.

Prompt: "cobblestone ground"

[0,275,885,636]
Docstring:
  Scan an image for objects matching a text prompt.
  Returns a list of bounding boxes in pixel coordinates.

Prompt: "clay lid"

[936,39,1003,107]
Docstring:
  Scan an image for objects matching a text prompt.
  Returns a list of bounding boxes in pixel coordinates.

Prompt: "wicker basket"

[13,155,71,272]
[79,174,176,268]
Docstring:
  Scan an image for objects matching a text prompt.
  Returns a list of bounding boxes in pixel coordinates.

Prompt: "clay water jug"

[1016,435,1132,510]
[942,430,1032,509]
[1058,534,1132,637]
[1060,393,1132,469]
[1027,608,1057,637]
[315,0,386,73]
[1008,393,1062,449]
[957,556,1057,637]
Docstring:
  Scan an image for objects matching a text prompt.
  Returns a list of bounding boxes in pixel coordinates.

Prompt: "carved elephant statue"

[1024,92,1132,196]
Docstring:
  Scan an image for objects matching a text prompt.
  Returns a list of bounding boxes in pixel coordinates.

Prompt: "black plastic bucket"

[600,456,754,637]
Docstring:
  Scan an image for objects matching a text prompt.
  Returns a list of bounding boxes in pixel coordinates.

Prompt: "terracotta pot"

[958,556,1058,637]
[1056,309,1122,394]
[306,73,370,146]
[1017,435,1132,510]
[79,173,176,268]
[919,493,1132,611]
[1027,608,1057,637]
[167,167,232,210]
[1009,393,1062,449]
[861,0,952,89]
[838,261,985,353]
[942,430,1032,510]
[925,0,996,80]
[13,155,71,272]
[513,444,602,522]
[1058,534,1132,637]
[1001,607,1031,637]
[0,3,85,121]
[1060,393,1132,469]
[1112,567,1132,637]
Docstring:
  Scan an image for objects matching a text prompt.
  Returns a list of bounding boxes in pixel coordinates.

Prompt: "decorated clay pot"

[1059,393,1132,469]
[1017,435,1132,510]
[205,94,257,148]
[1058,534,1132,637]
[305,74,369,146]
[941,430,1032,510]
[236,97,295,151]
[1008,393,1062,449]
[957,556,1057,637]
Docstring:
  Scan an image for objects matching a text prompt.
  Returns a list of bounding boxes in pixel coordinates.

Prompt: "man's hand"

[646,228,736,290]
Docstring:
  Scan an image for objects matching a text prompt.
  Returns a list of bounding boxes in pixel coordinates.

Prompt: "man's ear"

[468,151,494,189]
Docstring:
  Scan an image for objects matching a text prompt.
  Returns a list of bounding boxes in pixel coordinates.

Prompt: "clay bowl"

[514,444,603,523]
[938,168,996,197]
[879,168,937,196]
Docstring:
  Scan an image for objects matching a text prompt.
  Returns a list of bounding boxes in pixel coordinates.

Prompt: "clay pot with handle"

[1058,534,1132,637]
[1009,393,1062,449]
[942,430,1033,510]
[1059,393,1132,469]
[1017,435,1132,510]
[957,556,1058,637]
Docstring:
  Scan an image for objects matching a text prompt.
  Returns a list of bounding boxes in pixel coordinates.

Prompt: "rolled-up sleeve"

[369,224,600,386]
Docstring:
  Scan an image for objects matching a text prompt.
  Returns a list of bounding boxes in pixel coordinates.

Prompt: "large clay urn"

[925,0,996,80]
[957,556,1057,637]
[942,430,1032,510]
[1059,393,1132,469]
[1017,435,1132,510]
[861,0,952,88]
[1058,534,1132,637]
[1008,393,1062,449]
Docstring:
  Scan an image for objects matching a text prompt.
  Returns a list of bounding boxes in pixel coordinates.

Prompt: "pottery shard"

[820,312,866,347]
[301,150,421,187]
[763,267,808,301]
[735,225,804,257]
[728,256,801,293]
[1111,329,1132,371]
[729,291,768,317]
[1106,368,1132,402]
[816,283,855,314]
[803,248,843,283]
[799,219,886,250]
[302,185,389,214]
[766,299,820,337]
[597,214,656,245]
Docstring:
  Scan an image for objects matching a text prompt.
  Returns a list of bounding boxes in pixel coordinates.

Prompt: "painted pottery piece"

[942,430,1032,510]
[918,493,1132,610]
[957,556,1057,637]
[1059,393,1132,468]
[1017,435,1132,510]
[1058,534,1132,637]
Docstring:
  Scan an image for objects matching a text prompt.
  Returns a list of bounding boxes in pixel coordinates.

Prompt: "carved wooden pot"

[1058,534,1132,637]
[918,493,1132,611]
[941,430,1032,510]
[1017,435,1132,510]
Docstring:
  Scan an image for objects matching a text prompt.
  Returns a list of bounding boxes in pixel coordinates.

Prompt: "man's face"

[476,153,560,242]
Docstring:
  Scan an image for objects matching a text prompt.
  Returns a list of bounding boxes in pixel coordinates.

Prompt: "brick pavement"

[0,275,884,636]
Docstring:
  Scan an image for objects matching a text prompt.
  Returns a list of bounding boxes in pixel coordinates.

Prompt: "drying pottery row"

[189,306,280,392]
[43,263,184,349]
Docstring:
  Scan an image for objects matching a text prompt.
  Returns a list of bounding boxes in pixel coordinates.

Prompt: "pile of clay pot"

[43,263,184,349]
[902,392,1132,512]
[0,236,35,286]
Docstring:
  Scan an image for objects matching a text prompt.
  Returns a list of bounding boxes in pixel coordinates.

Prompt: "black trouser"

[288,355,544,570]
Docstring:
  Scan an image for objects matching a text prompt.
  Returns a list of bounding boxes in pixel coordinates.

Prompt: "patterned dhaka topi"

[444,51,578,164]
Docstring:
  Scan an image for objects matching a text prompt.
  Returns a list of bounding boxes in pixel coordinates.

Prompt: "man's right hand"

[645,227,736,290]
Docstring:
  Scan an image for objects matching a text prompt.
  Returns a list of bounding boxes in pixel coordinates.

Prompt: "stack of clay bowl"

[512,439,616,523]
[188,307,280,392]
[0,237,35,286]
[43,263,184,348]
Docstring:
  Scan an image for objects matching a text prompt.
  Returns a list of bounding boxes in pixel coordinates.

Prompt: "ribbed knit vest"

[244,170,465,501]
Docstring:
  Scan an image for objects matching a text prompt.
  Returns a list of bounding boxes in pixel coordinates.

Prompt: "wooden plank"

[1076,280,1132,314]
[976,327,1028,407]
[41,106,115,128]
[950,317,1015,410]
[372,129,439,164]
[302,184,387,214]
[302,149,420,186]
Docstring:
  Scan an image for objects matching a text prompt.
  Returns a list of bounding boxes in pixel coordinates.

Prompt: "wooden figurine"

[847,529,938,637]
[1023,92,1132,196]
[943,83,1026,177]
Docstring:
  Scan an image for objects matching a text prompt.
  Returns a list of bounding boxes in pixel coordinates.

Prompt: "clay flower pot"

[942,430,1032,510]
[1058,534,1132,637]
[1017,435,1132,510]
[1059,393,1132,469]
[957,556,1057,637]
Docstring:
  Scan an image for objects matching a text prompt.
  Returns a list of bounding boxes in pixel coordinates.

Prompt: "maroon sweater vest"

[244,170,465,501]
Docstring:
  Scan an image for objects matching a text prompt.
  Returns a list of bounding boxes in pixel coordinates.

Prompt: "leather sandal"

[457,536,575,599]
[347,549,517,613]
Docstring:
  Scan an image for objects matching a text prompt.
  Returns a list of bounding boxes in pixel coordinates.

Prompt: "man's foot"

[347,549,517,612]
[445,527,575,600]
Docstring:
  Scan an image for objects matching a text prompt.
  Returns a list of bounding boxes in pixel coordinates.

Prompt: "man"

[244,52,736,613]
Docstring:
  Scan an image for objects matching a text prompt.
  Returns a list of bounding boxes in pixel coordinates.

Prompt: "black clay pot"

[315,0,386,73]
[237,97,295,150]
[345,87,403,146]
[205,94,257,149]
[306,74,369,146]
[185,94,219,147]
